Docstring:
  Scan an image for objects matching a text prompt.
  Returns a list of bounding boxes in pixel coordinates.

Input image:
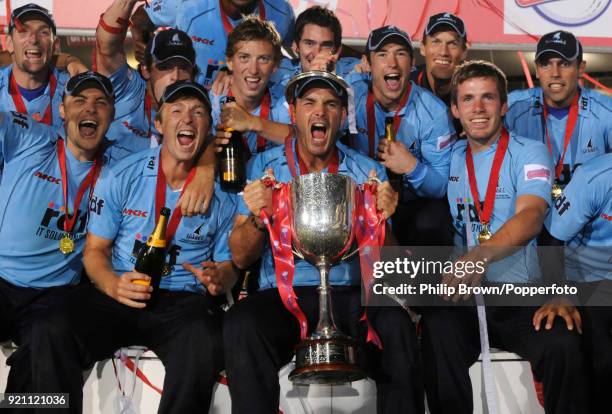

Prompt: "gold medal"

[551,183,563,199]
[59,235,74,254]
[478,223,492,244]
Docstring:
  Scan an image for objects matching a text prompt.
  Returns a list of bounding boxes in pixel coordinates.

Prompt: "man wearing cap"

[224,71,423,414]
[349,25,455,245]
[211,16,293,155]
[0,3,68,129]
[546,153,612,413]
[505,30,612,192]
[96,0,222,216]
[22,80,238,413]
[130,0,295,89]
[413,12,468,134]
[0,71,141,394]
[421,60,588,414]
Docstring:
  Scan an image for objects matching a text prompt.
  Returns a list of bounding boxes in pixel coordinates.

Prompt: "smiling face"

[536,56,584,108]
[451,76,507,146]
[60,87,114,160]
[227,39,277,101]
[420,30,466,82]
[293,23,337,71]
[155,96,210,164]
[7,16,57,76]
[369,41,413,109]
[292,85,346,160]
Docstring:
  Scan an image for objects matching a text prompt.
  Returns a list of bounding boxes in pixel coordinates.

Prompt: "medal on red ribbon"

[56,138,103,254]
[465,129,510,244]
[542,92,579,199]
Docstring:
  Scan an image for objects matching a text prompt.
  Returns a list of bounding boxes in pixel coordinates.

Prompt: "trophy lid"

[285,70,349,107]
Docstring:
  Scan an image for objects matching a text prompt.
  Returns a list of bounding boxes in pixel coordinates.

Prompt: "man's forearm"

[83,246,119,296]
[476,206,546,263]
[229,216,267,269]
[96,0,137,75]
[250,118,292,144]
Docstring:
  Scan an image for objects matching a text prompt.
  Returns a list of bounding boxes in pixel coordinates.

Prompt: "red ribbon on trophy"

[260,179,309,340]
[354,181,385,350]
[260,177,384,349]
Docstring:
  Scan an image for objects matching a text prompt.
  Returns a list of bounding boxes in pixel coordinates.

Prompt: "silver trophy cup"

[287,172,365,385]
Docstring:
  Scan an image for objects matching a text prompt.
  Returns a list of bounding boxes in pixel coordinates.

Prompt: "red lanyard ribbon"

[366,84,411,158]
[284,136,339,177]
[9,70,57,125]
[542,92,579,181]
[154,154,197,243]
[355,182,384,350]
[465,128,510,227]
[260,180,309,339]
[56,138,102,235]
[220,0,266,35]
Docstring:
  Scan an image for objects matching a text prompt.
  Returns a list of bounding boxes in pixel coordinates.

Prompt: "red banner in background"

[1,0,612,49]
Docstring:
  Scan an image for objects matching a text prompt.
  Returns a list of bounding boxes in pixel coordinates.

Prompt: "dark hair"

[450,60,508,105]
[294,6,342,52]
[226,15,282,63]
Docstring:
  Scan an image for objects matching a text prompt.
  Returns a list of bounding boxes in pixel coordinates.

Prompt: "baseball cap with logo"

[9,3,56,35]
[64,72,115,101]
[158,80,212,116]
[285,70,349,107]
[424,12,467,41]
[535,30,583,63]
[145,29,196,67]
[366,25,413,55]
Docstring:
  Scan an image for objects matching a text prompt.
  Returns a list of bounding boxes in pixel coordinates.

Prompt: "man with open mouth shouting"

[224,70,423,414]
[349,25,456,246]
[0,71,150,403]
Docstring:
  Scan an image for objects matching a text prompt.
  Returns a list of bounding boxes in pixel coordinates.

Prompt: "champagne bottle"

[133,207,170,297]
[219,96,246,192]
[383,117,403,196]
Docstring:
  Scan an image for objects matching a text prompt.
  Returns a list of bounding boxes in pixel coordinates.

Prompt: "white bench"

[1,343,544,413]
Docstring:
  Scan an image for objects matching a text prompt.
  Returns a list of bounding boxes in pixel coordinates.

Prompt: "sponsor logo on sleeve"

[524,164,551,182]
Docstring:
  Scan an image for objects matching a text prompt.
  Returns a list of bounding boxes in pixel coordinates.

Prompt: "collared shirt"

[237,140,387,290]
[89,146,237,293]
[505,87,612,186]
[0,111,138,288]
[447,132,553,283]
[350,79,455,199]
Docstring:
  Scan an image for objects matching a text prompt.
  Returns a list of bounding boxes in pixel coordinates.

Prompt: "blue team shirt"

[548,153,612,282]
[88,146,236,293]
[0,65,69,129]
[146,0,295,88]
[210,89,290,154]
[349,80,455,199]
[505,87,612,185]
[447,133,553,283]
[237,140,387,289]
[106,64,160,146]
[0,112,138,288]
